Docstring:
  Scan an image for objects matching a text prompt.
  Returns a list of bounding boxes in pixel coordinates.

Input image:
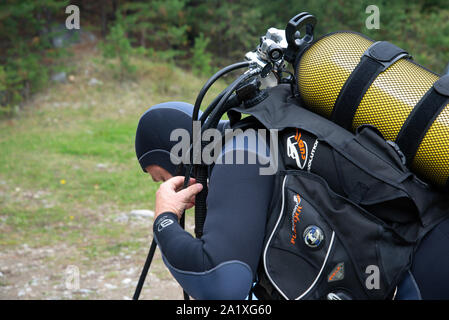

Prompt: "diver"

[135,101,449,300]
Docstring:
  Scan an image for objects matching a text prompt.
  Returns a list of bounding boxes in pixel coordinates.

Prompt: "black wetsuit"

[135,102,449,300]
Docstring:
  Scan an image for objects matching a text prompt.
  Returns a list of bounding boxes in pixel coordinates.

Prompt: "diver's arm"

[153,156,274,299]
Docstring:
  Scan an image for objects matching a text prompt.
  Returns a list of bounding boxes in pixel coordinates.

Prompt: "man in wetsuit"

[135,102,449,300]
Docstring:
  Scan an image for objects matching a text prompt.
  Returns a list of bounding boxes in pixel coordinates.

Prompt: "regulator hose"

[193,70,261,239]
[202,71,257,131]
[192,61,251,122]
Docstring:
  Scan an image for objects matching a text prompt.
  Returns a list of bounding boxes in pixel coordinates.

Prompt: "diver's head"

[135,102,194,181]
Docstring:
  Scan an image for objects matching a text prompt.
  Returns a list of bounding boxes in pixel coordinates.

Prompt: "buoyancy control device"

[227,84,449,300]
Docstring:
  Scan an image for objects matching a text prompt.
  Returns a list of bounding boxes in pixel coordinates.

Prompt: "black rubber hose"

[193,164,208,239]
[187,88,229,170]
[192,61,251,122]
[199,89,227,125]
[133,239,157,300]
[193,71,260,239]
[189,62,250,174]
[202,71,256,131]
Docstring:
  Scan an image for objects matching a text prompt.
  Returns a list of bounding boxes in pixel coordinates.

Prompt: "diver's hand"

[154,176,203,220]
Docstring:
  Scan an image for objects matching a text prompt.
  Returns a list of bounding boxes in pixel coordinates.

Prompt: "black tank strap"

[395,74,449,165]
[331,41,409,130]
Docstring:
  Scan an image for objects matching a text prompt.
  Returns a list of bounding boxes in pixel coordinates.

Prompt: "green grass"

[0,49,227,259]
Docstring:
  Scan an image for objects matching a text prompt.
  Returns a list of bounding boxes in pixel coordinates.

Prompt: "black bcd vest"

[227,84,449,300]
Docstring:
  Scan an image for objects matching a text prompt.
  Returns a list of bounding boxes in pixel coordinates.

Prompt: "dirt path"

[0,182,186,300]
[0,237,184,300]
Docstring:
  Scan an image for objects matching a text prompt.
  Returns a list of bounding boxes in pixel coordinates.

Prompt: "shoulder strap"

[331,41,409,130]
[395,74,449,165]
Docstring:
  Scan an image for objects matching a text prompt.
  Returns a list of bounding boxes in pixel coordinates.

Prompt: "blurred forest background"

[1,0,449,117]
[0,0,448,300]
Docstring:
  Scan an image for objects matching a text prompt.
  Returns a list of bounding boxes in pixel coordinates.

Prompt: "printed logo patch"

[303,225,324,248]
[286,129,308,170]
[290,194,303,245]
[328,262,345,282]
[157,217,174,232]
[307,139,319,172]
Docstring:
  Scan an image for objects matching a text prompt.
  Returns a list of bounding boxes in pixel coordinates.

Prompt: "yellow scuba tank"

[287,13,449,188]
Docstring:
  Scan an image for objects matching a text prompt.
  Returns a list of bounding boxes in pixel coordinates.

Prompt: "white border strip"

[263,175,289,299]
[296,231,335,300]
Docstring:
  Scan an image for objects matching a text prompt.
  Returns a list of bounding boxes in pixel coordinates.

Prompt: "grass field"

[0,44,227,299]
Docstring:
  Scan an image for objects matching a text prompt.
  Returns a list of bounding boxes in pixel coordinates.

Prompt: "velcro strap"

[331,41,409,130]
[395,74,449,165]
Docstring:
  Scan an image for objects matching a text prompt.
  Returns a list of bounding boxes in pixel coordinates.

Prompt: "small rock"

[74,288,92,295]
[88,78,103,86]
[51,72,67,83]
[149,274,160,283]
[84,32,96,43]
[43,200,55,209]
[114,214,129,223]
[96,163,108,169]
[121,278,132,285]
[124,268,136,275]
[129,210,154,218]
[104,283,117,290]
